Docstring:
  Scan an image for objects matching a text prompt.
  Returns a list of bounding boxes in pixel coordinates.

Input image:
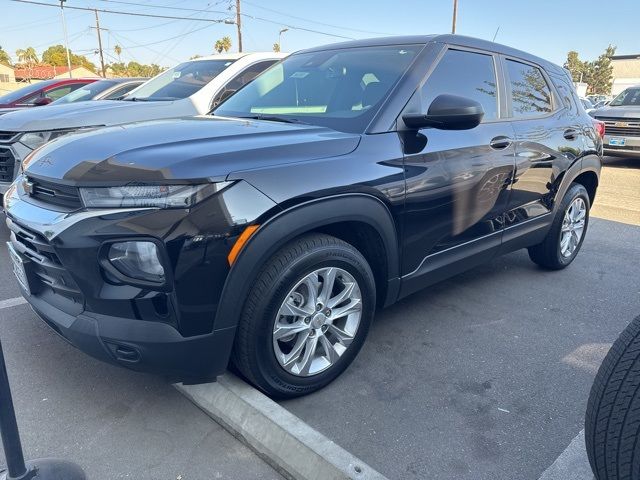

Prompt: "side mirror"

[33,97,53,106]
[402,94,484,131]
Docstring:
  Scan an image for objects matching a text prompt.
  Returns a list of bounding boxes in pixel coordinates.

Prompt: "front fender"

[213,193,401,333]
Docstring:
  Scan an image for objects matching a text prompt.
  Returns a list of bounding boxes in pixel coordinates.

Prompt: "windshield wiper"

[235,114,308,125]
[124,96,177,102]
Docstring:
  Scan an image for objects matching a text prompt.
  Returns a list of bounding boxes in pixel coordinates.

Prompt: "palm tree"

[16,47,38,81]
[214,36,232,54]
[273,43,281,53]
[114,44,122,62]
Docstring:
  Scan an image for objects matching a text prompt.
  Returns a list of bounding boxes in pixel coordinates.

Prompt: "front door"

[399,47,515,296]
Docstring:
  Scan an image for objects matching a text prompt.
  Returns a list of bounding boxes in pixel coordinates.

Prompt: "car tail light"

[593,120,605,138]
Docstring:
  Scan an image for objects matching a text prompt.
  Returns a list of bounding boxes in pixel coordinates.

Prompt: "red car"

[0,78,98,115]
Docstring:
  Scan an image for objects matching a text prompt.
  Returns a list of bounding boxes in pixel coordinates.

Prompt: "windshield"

[52,80,118,105]
[0,81,56,104]
[610,88,640,107]
[214,45,421,133]
[124,59,236,101]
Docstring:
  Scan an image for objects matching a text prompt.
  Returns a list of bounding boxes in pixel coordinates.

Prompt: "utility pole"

[92,9,106,77]
[235,0,243,52]
[451,0,458,34]
[59,0,73,78]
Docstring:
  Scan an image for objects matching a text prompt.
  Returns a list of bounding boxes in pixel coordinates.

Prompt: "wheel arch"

[214,194,401,333]
[553,154,601,212]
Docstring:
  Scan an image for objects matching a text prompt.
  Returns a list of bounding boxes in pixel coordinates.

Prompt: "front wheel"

[528,183,590,270]
[231,233,376,398]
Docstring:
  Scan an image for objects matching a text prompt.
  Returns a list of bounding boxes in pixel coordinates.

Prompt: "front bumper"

[4,174,278,379]
[603,133,640,158]
[27,292,236,380]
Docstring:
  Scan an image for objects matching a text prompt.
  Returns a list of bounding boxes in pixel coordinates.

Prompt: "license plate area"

[609,137,626,146]
[7,242,31,295]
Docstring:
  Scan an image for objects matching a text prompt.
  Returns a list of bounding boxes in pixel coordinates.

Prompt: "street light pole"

[59,0,73,78]
[451,0,458,34]
[279,28,288,51]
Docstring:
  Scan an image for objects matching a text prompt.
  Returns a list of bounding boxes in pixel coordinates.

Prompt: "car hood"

[593,105,640,119]
[0,99,197,132]
[0,107,20,116]
[24,116,361,184]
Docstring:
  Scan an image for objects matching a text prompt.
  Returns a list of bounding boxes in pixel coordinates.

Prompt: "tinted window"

[0,80,57,104]
[52,80,117,104]
[215,45,421,133]
[506,60,553,117]
[211,60,278,107]
[44,83,85,101]
[610,88,640,106]
[421,49,498,121]
[101,82,142,100]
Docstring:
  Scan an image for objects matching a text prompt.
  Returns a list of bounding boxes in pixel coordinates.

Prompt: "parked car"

[3,35,602,397]
[580,97,595,114]
[0,52,285,191]
[592,85,640,158]
[51,78,147,105]
[586,314,640,480]
[0,78,98,115]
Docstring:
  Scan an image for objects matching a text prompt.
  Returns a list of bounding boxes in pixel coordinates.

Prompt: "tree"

[16,47,38,65]
[564,51,586,83]
[214,36,232,53]
[108,61,163,78]
[0,46,11,66]
[584,45,616,95]
[41,44,96,73]
[114,45,122,62]
[273,42,281,53]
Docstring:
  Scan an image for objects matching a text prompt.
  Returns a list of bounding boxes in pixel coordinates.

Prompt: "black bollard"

[0,340,86,480]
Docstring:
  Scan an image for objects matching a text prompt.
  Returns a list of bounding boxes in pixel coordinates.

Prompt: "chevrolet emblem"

[614,121,628,127]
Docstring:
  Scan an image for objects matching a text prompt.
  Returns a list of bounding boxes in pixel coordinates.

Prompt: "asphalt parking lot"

[0,156,638,479]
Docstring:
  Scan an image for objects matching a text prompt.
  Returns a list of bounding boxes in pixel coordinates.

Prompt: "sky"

[1,0,639,69]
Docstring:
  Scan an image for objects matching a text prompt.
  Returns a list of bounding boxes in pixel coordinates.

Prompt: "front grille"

[0,131,19,143]
[7,217,83,301]
[0,147,16,183]
[595,117,640,138]
[27,177,82,209]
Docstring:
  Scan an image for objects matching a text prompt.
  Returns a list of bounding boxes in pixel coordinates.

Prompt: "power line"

[242,0,394,36]
[9,0,230,23]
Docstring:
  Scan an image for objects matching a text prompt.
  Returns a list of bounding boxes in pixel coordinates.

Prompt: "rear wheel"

[528,183,590,269]
[231,233,376,398]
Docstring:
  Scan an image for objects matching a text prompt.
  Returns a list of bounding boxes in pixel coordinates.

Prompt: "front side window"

[506,60,553,117]
[45,84,83,101]
[101,82,141,100]
[214,45,421,133]
[610,87,640,106]
[421,49,499,121]
[125,59,235,101]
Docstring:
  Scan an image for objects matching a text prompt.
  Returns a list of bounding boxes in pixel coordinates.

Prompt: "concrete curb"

[176,374,388,480]
[538,430,594,480]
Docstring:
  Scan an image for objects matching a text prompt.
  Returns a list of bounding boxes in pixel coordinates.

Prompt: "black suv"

[3,35,602,397]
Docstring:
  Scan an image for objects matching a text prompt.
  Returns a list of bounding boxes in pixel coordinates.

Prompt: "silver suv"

[592,85,640,158]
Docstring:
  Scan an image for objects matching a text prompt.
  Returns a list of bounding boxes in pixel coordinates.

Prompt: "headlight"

[108,241,165,283]
[79,182,230,209]
[19,129,78,150]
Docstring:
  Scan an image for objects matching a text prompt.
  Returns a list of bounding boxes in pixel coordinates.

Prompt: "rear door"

[501,57,583,236]
[399,47,516,295]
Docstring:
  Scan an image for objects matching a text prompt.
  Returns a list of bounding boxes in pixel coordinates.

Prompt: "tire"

[231,233,376,398]
[586,315,640,480]
[528,182,590,270]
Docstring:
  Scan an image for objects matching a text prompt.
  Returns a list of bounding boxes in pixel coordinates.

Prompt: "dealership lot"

[0,156,638,479]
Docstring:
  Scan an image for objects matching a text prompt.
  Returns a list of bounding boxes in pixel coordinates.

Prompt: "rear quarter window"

[505,59,553,118]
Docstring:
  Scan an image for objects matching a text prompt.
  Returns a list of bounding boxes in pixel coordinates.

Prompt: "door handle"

[489,136,512,150]
[564,128,578,140]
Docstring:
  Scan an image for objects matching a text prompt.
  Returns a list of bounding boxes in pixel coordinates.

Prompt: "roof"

[190,52,288,62]
[13,65,95,79]
[611,54,640,61]
[299,34,563,73]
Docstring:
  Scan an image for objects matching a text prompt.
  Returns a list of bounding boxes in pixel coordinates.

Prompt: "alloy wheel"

[560,197,586,258]
[272,267,362,377]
